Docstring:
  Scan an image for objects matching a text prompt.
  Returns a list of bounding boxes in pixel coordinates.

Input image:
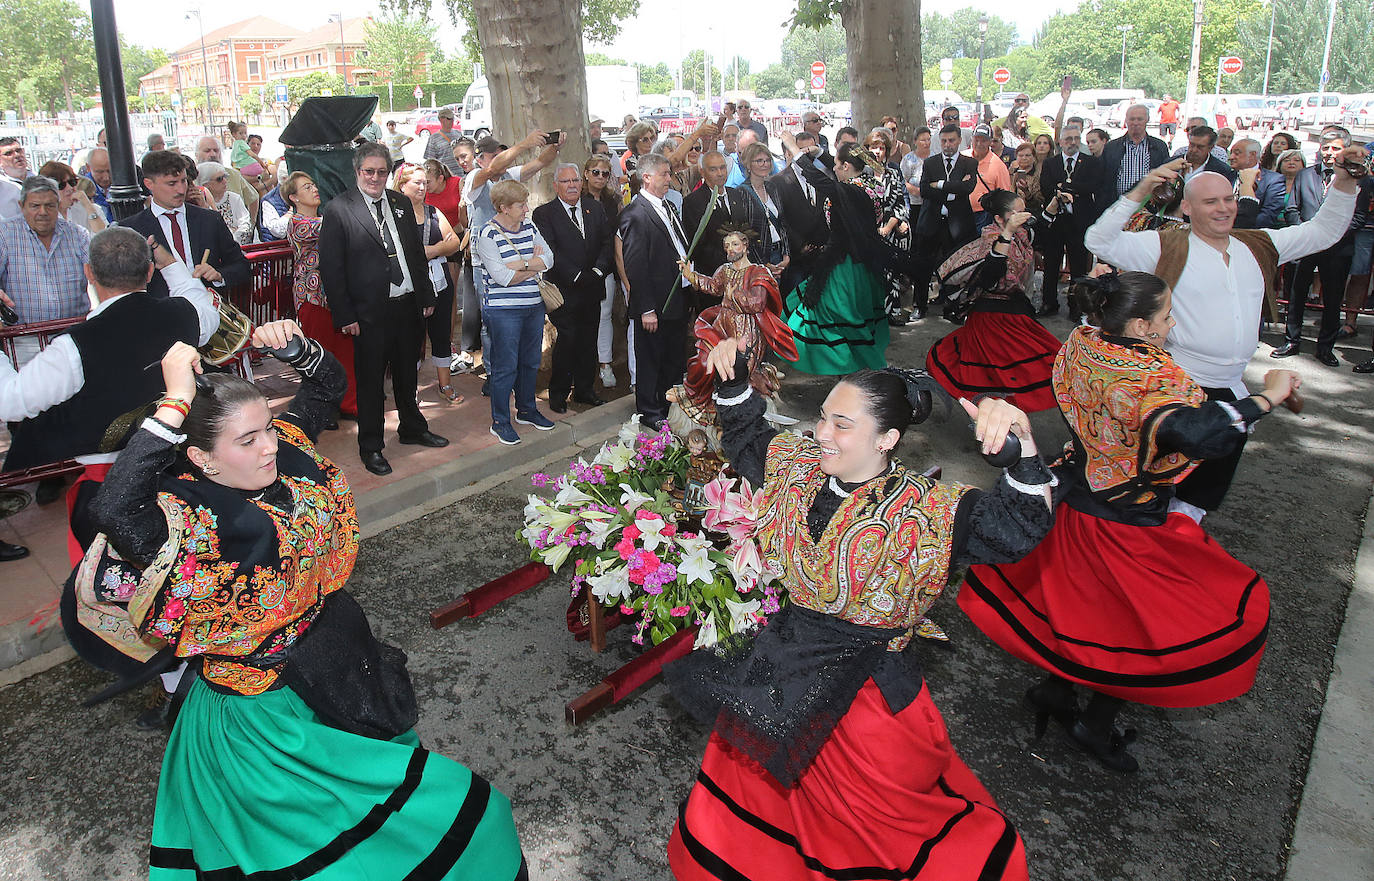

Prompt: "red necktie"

[166,210,188,264]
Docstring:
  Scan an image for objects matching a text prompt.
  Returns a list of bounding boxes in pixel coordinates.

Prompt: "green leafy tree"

[1127,54,1185,99]
[777,21,849,101]
[680,49,724,96]
[585,51,628,65]
[753,63,800,100]
[121,41,170,97]
[639,62,675,96]
[363,14,438,82]
[1237,0,1374,93]
[380,0,639,58]
[240,92,264,120]
[0,0,99,115]
[921,8,1016,62]
[287,73,346,107]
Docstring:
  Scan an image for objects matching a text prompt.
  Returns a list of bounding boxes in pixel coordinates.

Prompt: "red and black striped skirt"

[668,679,1028,881]
[925,311,1060,413]
[959,505,1270,708]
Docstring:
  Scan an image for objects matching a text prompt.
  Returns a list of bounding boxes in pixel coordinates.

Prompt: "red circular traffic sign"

[992,67,1012,85]
[811,61,827,77]
[1220,56,1243,75]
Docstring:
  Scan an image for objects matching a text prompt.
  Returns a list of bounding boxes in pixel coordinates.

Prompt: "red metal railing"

[0,244,298,490]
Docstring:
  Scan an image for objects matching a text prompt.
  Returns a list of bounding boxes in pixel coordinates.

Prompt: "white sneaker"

[599,364,617,388]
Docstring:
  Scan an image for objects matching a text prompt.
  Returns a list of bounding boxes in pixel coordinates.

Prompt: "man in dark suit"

[619,153,691,430]
[1037,126,1103,316]
[118,149,249,298]
[1096,104,1170,212]
[1230,138,1287,229]
[1179,127,1238,187]
[1272,129,1367,366]
[913,124,978,317]
[319,141,447,475]
[770,133,830,294]
[533,163,614,412]
[682,151,762,293]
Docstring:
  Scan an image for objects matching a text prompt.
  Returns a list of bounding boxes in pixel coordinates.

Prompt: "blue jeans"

[484,302,545,428]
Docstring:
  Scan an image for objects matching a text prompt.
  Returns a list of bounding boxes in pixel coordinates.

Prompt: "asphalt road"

[1,310,1370,880]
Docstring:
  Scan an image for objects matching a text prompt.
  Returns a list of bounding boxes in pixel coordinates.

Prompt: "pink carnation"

[670,605,690,617]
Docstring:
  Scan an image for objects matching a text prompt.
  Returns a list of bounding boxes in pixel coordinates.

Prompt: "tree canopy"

[362,14,439,83]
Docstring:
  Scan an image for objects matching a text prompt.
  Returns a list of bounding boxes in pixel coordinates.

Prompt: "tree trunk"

[841,0,923,138]
[470,0,590,204]
[62,75,75,116]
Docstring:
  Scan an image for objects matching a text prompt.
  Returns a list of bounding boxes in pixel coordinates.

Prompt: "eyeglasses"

[637,135,654,143]
[359,168,389,178]
[588,169,611,177]
[60,178,79,189]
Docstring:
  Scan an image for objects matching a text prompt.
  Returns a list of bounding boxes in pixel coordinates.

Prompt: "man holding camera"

[1037,127,1102,317]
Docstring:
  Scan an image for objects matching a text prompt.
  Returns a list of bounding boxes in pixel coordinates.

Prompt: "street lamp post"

[330,13,349,94]
[1318,0,1336,96]
[90,0,143,221]
[186,9,212,132]
[1118,24,1133,91]
[976,14,989,120]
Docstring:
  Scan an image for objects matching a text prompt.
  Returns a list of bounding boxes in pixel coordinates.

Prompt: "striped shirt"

[474,219,553,309]
[0,215,91,323]
[1116,136,1153,197]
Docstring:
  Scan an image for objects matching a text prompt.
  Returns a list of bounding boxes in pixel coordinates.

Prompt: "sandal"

[438,385,464,404]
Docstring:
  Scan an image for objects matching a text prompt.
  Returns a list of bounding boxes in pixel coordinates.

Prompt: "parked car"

[1228,95,1269,130]
[1286,92,1344,128]
[414,104,463,138]
[1341,94,1374,130]
[824,101,851,126]
[1260,97,1289,130]
[1104,99,1160,128]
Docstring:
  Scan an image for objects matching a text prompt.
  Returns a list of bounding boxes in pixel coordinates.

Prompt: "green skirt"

[149,678,526,880]
[785,256,891,376]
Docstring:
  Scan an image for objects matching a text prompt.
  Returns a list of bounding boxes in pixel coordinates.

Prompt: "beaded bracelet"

[156,397,190,418]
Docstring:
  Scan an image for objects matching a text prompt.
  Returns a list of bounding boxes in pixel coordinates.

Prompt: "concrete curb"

[0,395,636,677]
[1283,484,1374,880]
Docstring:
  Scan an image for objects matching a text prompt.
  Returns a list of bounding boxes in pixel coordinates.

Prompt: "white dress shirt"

[1085,187,1355,396]
[154,203,194,268]
[367,194,414,298]
[0,261,219,462]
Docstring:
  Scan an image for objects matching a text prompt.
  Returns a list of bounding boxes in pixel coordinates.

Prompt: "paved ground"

[0,311,1371,881]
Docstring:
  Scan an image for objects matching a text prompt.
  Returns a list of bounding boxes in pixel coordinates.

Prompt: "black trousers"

[1175,386,1244,511]
[1285,248,1352,351]
[633,314,688,424]
[548,282,602,402]
[1040,224,1092,311]
[912,225,958,312]
[353,294,428,455]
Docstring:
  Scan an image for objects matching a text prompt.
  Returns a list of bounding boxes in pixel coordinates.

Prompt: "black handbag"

[281,590,419,740]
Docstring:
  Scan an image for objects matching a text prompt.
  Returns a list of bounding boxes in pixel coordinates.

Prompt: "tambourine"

[198,299,255,366]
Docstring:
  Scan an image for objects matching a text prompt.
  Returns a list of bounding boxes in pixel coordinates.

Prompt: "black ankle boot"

[1069,693,1138,772]
[1025,675,1078,739]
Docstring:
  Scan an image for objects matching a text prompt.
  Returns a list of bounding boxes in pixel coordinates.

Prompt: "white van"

[1285,93,1344,128]
[461,65,642,140]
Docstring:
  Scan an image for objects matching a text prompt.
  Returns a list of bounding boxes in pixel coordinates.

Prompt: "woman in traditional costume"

[666,338,1056,881]
[785,144,910,375]
[72,324,527,879]
[926,189,1062,413]
[958,272,1294,773]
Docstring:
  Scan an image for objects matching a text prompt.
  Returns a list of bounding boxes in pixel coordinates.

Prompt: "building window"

[247,58,260,78]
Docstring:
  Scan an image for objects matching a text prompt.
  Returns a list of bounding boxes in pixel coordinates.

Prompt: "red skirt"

[668,679,1028,881]
[958,506,1270,708]
[296,301,357,417]
[925,311,1059,413]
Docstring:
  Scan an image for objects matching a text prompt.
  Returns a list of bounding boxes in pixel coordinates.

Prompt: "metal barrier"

[0,244,297,490]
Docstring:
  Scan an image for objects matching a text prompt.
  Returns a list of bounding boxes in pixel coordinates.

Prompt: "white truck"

[459,65,641,139]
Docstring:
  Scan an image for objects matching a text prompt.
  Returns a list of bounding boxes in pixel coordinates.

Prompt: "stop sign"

[1220,56,1243,75]
[811,61,827,77]
[992,67,1011,86]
